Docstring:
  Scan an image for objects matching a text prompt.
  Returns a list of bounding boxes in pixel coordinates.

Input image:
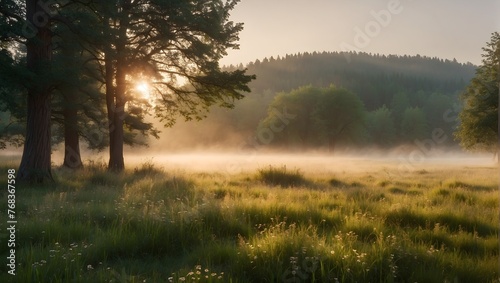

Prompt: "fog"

[1,144,495,179]
[44,148,495,174]
[2,115,496,174]
[125,151,494,174]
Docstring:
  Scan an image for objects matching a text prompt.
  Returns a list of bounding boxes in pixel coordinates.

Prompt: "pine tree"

[80,0,254,171]
[1,0,56,183]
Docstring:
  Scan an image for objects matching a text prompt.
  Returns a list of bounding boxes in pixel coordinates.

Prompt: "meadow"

[0,155,498,282]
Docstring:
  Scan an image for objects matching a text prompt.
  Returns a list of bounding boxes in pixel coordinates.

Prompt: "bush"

[257,165,306,188]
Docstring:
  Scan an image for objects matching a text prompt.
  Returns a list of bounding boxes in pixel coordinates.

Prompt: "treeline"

[229,51,475,110]
[159,52,476,150]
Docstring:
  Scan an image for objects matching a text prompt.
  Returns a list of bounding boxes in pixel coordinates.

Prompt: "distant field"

[0,156,498,282]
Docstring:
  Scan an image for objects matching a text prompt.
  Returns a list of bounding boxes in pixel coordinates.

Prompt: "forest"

[158,52,477,151]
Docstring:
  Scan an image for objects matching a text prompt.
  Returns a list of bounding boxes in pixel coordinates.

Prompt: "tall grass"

[0,162,498,282]
[258,165,307,188]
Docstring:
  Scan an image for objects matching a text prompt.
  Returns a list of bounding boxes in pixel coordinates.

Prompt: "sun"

[135,82,150,99]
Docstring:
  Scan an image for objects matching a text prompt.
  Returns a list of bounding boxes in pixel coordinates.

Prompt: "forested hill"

[227,51,476,110]
[155,52,478,150]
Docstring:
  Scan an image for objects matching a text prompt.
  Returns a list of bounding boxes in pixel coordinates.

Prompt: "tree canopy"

[82,0,255,170]
[0,0,254,181]
[455,32,499,154]
[257,85,365,151]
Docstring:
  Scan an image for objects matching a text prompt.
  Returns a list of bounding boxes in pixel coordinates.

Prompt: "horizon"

[223,50,480,68]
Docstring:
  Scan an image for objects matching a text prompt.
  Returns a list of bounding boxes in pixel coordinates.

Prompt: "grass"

[258,165,307,188]
[0,160,498,282]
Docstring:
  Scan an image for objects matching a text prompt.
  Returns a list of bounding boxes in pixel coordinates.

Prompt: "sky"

[220,0,500,66]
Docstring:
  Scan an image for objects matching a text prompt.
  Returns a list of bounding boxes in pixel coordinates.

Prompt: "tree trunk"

[108,105,125,171]
[108,56,126,171]
[19,92,53,182]
[63,107,83,169]
[18,0,53,183]
[104,49,125,171]
[106,6,129,171]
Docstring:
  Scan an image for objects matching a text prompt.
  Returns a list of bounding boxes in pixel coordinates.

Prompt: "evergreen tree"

[0,0,55,182]
[51,17,108,169]
[82,0,254,171]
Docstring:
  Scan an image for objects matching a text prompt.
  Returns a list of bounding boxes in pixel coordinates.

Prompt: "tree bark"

[63,106,83,169]
[107,5,129,171]
[18,0,53,183]
[104,49,125,171]
[108,52,126,171]
[108,104,125,171]
[18,92,53,182]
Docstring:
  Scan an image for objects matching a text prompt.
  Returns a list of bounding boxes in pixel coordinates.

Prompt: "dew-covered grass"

[0,159,498,282]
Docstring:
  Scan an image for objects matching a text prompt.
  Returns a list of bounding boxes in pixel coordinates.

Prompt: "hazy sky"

[220,0,500,66]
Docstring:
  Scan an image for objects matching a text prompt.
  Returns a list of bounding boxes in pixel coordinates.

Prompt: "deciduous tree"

[455,32,499,157]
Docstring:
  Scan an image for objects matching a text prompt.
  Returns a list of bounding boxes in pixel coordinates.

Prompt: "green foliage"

[245,52,474,111]
[455,32,499,153]
[258,85,322,147]
[312,87,366,150]
[423,92,455,138]
[366,105,397,147]
[257,85,365,150]
[400,107,428,142]
[389,91,410,122]
[164,52,471,150]
[84,0,255,125]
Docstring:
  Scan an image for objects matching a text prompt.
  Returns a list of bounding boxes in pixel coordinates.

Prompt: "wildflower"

[87,264,93,270]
